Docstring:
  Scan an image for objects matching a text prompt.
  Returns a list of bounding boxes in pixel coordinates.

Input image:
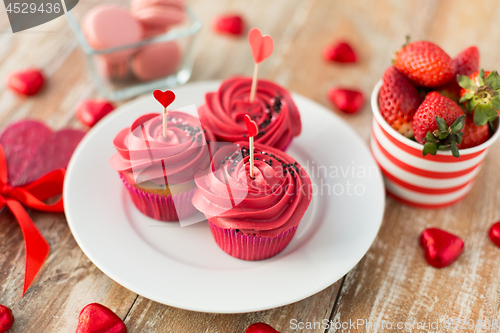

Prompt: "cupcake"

[192,142,312,260]
[197,77,301,151]
[110,111,215,221]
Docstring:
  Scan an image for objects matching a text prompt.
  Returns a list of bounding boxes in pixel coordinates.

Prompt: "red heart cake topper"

[244,114,259,137]
[420,228,464,268]
[248,28,274,64]
[153,90,175,108]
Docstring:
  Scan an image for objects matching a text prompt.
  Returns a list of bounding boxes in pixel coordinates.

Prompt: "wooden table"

[1,0,500,332]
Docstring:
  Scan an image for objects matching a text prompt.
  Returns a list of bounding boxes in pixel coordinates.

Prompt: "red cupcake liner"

[208,221,297,260]
[120,175,196,222]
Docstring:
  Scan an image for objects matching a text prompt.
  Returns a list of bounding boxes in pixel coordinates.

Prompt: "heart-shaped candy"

[420,228,464,268]
[248,28,274,64]
[153,90,175,108]
[6,69,45,96]
[76,303,127,333]
[76,100,115,127]
[244,114,258,137]
[0,120,85,187]
[488,222,500,248]
[323,41,357,63]
[0,305,14,333]
[328,88,365,114]
[245,322,281,333]
[213,14,244,35]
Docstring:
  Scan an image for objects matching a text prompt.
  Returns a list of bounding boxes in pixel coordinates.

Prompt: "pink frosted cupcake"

[198,77,302,151]
[192,142,312,260]
[110,111,215,221]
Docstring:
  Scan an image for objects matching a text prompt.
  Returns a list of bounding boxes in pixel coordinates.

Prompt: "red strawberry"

[0,305,14,333]
[413,92,465,157]
[438,46,480,101]
[323,41,357,63]
[245,322,281,333]
[6,68,45,96]
[458,69,500,126]
[457,115,490,149]
[212,14,244,35]
[379,66,420,138]
[394,41,454,88]
[328,88,364,114]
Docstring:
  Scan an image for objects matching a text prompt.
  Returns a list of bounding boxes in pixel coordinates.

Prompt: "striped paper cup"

[371,80,500,208]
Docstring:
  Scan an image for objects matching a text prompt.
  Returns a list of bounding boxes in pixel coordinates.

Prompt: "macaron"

[131,41,181,81]
[130,0,185,37]
[82,5,143,59]
[95,56,130,81]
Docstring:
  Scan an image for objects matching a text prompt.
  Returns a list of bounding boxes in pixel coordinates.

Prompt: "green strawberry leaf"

[456,132,464,144]
[491,97,500,111]
[459,92,474,103]
[450,115,465,133]
[425,131,437,143]
[436,116,448,132]
[473,105,489,126]
[458,75,478,91]
[451,142,460,158]
[465,99,475,113]
[478,69,485,86]
[484,71,500,87]
[423,142,437,156]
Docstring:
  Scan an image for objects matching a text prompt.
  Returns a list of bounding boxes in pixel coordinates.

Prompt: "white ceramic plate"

[64,81,385,313]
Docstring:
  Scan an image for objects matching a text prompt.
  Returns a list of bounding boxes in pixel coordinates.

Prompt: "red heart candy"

[244,114,258,137]
[328,88,365,114]
[153,90,175,108]
[248,28,274,64]
[0,305,14,333]
[420,228,464,268]
[245,322,281,333]
[323,41,357,63]
[213,14,244,35]
[76,100,115,127]
[6,68,45,96]
[488,222,500,248]
[76,303,126,333]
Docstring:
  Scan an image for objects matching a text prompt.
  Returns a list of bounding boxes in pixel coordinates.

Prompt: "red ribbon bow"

[0,145,65,295]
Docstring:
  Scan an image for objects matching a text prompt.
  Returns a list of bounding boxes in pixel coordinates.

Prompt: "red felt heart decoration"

[420,228,464,268]
[0,305,14,333]
[328,88,365,114]
[488,222,500,248]
[76,303,127,333]
[213,14,244,35]
[0,120,85,187]
[245,322,281,333]
[244,114,258,137]
[76,100,115,127]
[6,68,45,96]
[248,28,274,64]
[323,41,357,63]
[153,90,175,108]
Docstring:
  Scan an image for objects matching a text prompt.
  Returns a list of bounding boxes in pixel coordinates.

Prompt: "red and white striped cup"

[370,80,500,208]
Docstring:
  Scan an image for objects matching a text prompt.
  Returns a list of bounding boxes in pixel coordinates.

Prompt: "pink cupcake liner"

[208,221,297,260]
[120,175,197,222]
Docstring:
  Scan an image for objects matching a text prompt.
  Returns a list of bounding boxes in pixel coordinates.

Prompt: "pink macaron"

[130,0,185,37]
[95,57,130,81]
[83,5,143,59]
[132,41,182,81]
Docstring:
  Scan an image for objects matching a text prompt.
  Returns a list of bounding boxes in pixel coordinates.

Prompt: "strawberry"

[378,66,420,138]
[458,69,500,126]
[212,14,244,36]
[323,41,357,63]
[457,115,490,149]
[413,92,465,157]
[437,46,480,101]
[394,41,454,88]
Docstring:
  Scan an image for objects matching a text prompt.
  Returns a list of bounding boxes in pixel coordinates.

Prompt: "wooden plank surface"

[0,0,499,332]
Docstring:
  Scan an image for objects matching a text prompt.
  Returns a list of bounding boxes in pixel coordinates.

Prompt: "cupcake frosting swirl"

[192,142,312,237]
[110,111,215,185]
[198,77,301,151]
